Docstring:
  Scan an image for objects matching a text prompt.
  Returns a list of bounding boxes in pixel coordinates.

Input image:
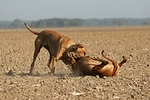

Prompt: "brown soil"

[0,26,150,99]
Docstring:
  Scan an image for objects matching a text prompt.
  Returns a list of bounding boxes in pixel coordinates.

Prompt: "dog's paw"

[123,56,127,62]
[28,72,33,76]
[48,72,54,76]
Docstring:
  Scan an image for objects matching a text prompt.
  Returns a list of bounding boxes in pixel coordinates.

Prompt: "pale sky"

[0,0,150,21]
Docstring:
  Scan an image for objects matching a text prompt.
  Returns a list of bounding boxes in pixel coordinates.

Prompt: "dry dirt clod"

[130,94,135,98]
[7,70,15,76]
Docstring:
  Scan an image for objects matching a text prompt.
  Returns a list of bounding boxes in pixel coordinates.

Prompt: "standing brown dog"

[69,50,127,77]
[24,23,87,76]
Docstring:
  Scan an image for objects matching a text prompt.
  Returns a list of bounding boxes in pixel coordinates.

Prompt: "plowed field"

[0,26,150,99]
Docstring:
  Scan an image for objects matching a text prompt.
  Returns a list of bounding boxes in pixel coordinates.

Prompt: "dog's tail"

[101,50,118,76]
[118,56,127,67]
[24,23,39,35]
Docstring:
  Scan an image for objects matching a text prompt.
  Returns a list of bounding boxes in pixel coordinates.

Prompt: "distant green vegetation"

[0,19,32,28]
[31,18,83,27]
[0,18,150,28]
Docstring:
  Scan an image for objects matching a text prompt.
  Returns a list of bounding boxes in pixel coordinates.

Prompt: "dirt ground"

[0,26,150,100]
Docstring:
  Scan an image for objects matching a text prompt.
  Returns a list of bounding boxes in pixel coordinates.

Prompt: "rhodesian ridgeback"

[68,50,127,77]
[24,23,87,76]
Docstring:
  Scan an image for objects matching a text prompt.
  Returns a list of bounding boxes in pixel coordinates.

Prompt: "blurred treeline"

[0,18,150,28]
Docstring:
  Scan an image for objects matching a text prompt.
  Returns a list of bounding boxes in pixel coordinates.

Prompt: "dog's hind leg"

[118,56,127,67]
[29,37,42,75]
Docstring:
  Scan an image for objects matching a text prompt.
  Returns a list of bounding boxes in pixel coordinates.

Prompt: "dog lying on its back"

[68,50,127,77]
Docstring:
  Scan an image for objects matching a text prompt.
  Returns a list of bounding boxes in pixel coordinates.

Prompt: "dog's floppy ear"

[73,44,84,50]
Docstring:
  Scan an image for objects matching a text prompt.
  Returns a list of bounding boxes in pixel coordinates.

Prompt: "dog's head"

[73,44,87,58]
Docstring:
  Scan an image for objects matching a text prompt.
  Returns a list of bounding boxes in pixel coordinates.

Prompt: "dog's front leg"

[48,56,57,76]
[66,54,76,72]
[48,48,66,76]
